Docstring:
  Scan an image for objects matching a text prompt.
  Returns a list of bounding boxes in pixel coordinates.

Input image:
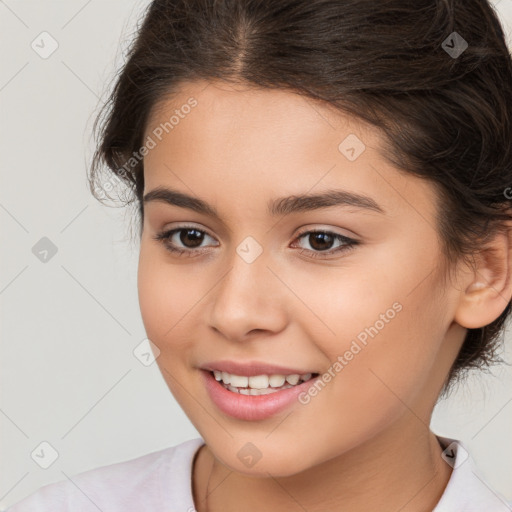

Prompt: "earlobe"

[465,281,486,292]
[454,228,512,329]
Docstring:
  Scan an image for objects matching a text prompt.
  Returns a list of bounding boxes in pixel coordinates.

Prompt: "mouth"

[210,370,320,395]
[200,368,321,421]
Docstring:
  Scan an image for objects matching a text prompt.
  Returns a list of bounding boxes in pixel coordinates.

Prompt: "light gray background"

[1,0,512,509]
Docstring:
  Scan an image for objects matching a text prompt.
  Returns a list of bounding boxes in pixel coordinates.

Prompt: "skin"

[137,79,512,512]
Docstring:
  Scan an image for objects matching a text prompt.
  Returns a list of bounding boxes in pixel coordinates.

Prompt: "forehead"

[145,78,376,147]
[142,79,439,224]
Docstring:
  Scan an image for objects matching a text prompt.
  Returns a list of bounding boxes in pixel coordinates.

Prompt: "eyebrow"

[143,186,385,219]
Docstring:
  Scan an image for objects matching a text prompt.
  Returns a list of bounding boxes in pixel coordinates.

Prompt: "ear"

[454,221,512,329]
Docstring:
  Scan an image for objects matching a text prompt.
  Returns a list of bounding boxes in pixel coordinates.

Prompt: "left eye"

[292,229,358,256]
[153,226,359,259]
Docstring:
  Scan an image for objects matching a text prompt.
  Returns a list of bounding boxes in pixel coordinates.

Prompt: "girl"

[8,0,512,510]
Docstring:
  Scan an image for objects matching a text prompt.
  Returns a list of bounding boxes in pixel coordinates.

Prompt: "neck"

[192,418,453,512]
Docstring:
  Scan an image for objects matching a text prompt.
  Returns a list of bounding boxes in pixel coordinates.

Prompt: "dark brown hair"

[89,0,512,396]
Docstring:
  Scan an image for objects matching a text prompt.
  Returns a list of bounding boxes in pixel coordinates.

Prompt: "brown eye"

[153,225,218,256]
[178,228,205,248]
[306,232,335,251]
[292,229,359,259]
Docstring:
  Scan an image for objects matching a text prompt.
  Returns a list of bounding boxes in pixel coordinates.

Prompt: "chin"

[212,444,317,478]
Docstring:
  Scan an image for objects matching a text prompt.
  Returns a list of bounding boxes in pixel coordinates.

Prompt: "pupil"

[310,232,333,251]
[180,229,204,248]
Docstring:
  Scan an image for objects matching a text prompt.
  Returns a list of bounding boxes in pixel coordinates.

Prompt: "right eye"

[153,226,219,257]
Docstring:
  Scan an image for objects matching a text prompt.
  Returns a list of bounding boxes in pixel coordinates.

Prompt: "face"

[137,79,466,477]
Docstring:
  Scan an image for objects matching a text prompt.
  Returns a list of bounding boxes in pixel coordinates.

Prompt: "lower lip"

[200,369,319,421]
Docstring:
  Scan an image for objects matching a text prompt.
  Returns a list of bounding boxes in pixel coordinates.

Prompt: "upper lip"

[200,360,317,377]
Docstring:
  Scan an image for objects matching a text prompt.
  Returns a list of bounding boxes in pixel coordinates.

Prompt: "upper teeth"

[213,371,312,388]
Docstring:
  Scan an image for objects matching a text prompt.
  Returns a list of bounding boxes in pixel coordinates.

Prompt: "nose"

[207,251,288,342]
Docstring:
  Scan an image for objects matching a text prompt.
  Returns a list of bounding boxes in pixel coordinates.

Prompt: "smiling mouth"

[210,370,320,395]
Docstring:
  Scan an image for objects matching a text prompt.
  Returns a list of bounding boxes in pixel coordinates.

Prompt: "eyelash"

[152,225,359,259]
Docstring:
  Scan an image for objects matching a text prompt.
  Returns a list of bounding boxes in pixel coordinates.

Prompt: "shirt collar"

[433,435,511,511]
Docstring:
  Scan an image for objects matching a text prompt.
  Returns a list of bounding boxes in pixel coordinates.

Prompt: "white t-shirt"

[5,436,511,511]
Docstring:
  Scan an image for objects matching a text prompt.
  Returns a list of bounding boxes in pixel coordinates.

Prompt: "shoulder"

[433,436,512,512]
[4,437,204,512]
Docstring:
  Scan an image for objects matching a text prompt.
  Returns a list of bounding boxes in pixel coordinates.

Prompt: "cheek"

[137,244,202,351]
[137,246,206,407]
[298,252,447,407]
